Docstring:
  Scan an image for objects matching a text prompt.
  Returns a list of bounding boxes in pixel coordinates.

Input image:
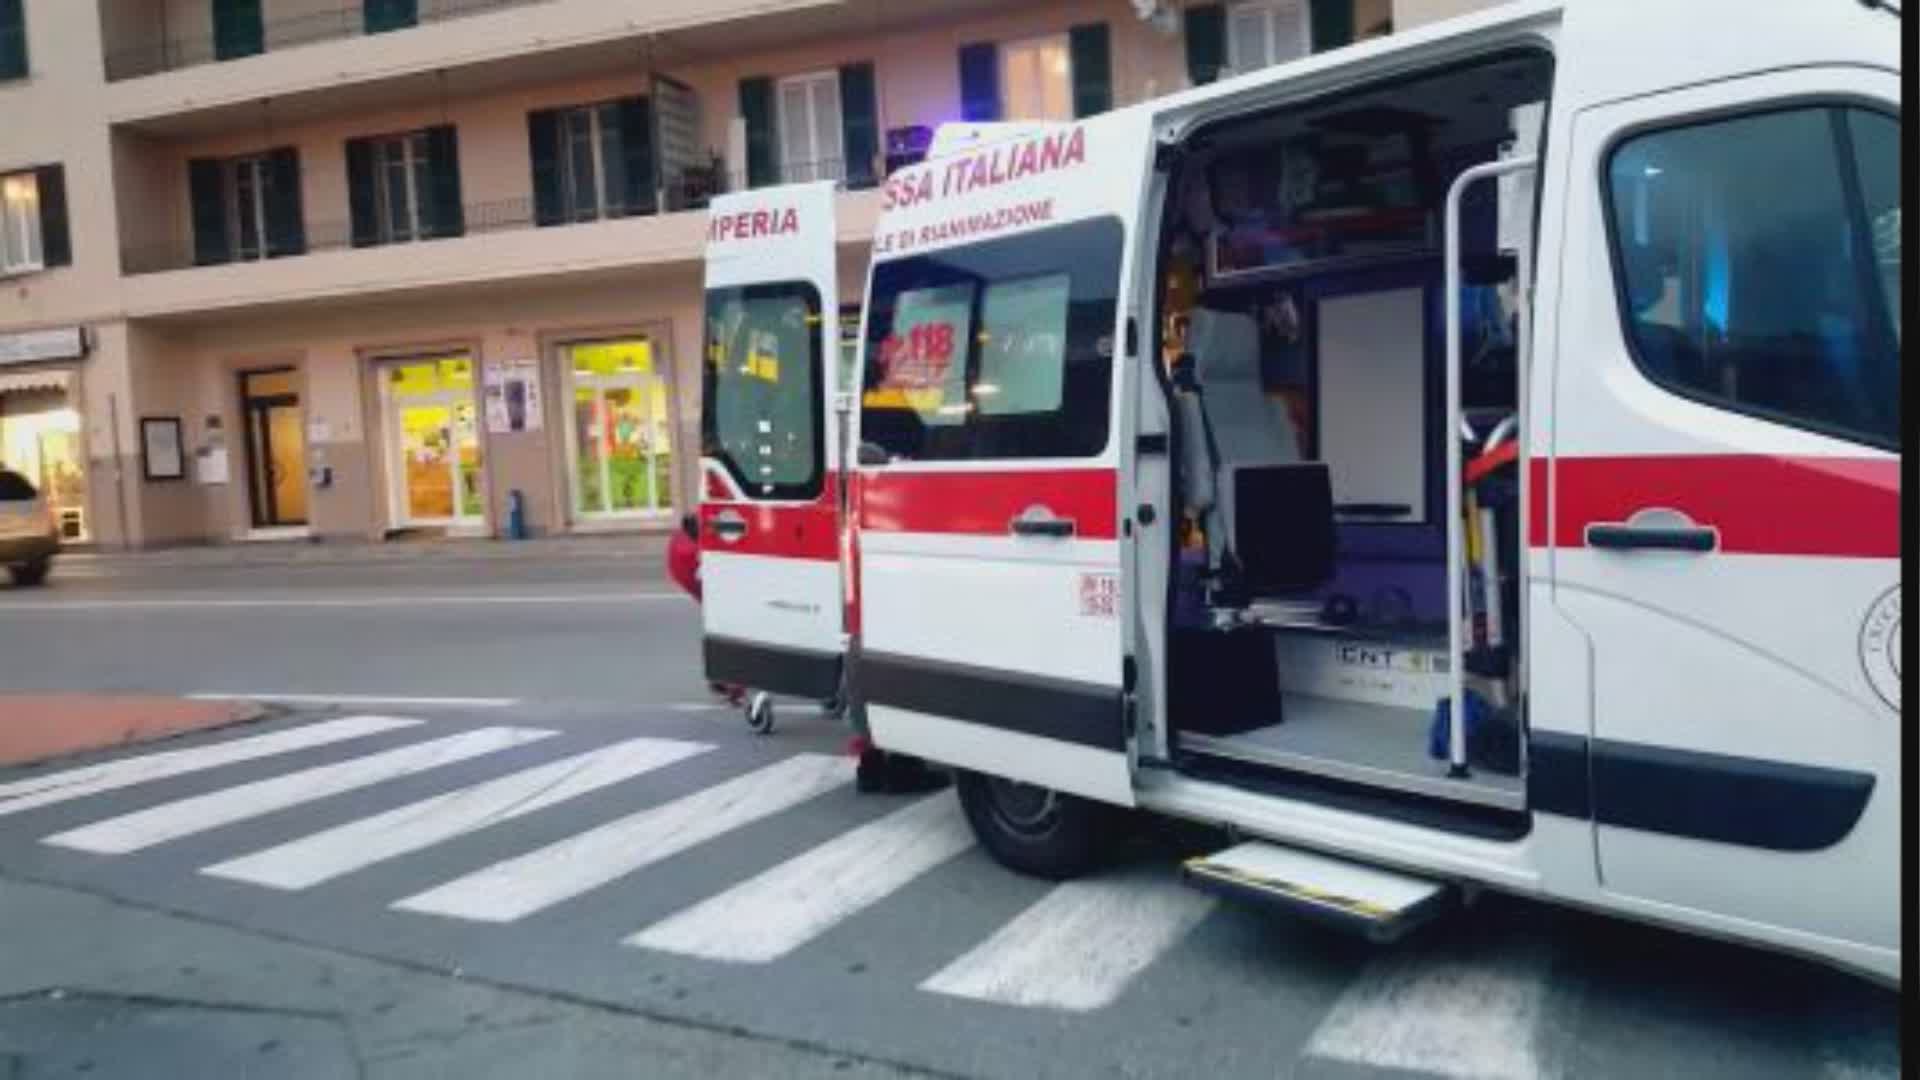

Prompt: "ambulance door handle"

[1010,507,1075,539]
[1586,508,1718,553]
[709,510,749,543]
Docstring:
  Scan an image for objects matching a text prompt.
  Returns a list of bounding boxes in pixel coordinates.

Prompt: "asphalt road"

[0,549,1901,1079]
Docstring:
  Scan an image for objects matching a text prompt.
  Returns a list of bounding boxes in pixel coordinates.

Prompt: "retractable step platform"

[1182,840,1455,943]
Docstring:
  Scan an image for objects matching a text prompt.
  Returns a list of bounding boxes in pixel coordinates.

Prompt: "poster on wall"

[140,417,185,481]
[484,359,543,434]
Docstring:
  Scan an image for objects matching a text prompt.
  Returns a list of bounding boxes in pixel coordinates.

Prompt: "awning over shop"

[0,368,71,396]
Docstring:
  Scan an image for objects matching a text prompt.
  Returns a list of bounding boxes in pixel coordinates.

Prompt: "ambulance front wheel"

[955,771,1114,880]
[746,692,776,734]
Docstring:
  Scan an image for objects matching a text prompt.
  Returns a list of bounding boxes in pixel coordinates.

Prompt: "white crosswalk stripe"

[1301,937,1557,1080]
[919,871,1216,1012]
[0,715,421,818]
[201,736,713,890]
[393,752,854,923]
[42,726,555,855]
[628,792,973,963]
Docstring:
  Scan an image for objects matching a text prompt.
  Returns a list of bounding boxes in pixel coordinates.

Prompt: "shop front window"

[0,389,86,540]
[566,338,673,518]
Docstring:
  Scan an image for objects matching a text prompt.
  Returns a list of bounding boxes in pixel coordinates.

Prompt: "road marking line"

[1301,939,1555,1080]
[42,726,554,855]
[919,872,1215,1012]
[0,593,678,612]
[393,753,853,924]
[628,793,973,963]
[202,737,714,890]
[190,693,520,709]
[0,716,421,818]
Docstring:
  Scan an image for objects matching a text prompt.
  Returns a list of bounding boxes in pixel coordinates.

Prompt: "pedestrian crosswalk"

[0,711,1880,1080]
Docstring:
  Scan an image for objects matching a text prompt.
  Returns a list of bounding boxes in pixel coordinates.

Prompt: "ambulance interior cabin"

[1154,52,1551,827]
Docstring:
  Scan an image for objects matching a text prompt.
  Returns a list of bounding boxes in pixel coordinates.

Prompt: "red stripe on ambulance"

[1536,454,1898,558]
[700,475,840,561]
[860,469,1119,540]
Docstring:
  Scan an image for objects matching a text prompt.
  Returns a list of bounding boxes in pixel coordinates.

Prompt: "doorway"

[239,367,307,528]
[378,353,484,530]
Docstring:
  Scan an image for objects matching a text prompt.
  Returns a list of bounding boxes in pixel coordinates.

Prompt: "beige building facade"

[0,0,1478,548]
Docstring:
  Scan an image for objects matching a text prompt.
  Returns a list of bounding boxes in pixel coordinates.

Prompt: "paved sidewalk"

[0,875,933,1079]
[0,695,264,766]
[55,531,669,571]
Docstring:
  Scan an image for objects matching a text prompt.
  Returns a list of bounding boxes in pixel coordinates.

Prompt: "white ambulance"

[843,0,1903,984]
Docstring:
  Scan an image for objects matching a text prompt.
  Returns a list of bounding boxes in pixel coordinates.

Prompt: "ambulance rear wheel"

[955,770,1111,880]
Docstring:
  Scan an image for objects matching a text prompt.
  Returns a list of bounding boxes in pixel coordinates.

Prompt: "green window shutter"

[344,137,379,247]
[1310,0,1354,52]
[263,147,305,257]
[738,77,776,189]
[838,62,879,190]
[957,42,999,122]
[188,158,231,266]
[35,165,68,267]
[527,109,563,227]
[364,0,417,34]
[0,0,27,80]
[213,0,263,61]
[1183,4,1225,86]
[616,96,657,216]
[1068,23,1112,118]
[425,125,464,238]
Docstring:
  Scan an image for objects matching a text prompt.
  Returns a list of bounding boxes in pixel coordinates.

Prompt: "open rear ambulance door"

[700,181,844,702]
[853,117,1152,805]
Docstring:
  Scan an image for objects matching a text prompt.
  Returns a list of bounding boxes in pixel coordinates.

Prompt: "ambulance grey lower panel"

[704,637,842,701]
[1528,732,1874,852]
[859,652,1126,752]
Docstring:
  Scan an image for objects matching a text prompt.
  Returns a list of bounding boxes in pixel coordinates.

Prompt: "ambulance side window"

[1604,105,1900,450]
[702,282,824,498]
[861,217,1124,462]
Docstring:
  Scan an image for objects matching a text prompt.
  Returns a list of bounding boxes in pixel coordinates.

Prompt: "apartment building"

[0,0,1479,549]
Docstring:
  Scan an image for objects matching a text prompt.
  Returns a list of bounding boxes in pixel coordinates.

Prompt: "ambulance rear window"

[861,217,1123,462]
[702,282,824,499]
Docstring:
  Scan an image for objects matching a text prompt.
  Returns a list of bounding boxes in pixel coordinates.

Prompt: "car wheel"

[954,769,1116,880]
[9,558,49,587]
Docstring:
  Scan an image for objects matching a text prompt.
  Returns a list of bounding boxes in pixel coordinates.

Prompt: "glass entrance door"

[381,355,482,528]
[239,368,307,528]
[564,338,673,519]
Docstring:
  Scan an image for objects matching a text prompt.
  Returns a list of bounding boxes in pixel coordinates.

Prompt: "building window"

[347,126,462,246]
[1227,0,1310,75]
[777,71,844,183]
[528,99,656,227]
[213,0,264,61]
[189,149,305,265]
[1,170,43,275]
[0,0,27,80]
[377,133,431,241]
[1000,34,1073,122]
[1605,106,1901,450]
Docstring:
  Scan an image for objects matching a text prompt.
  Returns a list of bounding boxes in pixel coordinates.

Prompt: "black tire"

[954,769,1116,880]
[9,559,49,587]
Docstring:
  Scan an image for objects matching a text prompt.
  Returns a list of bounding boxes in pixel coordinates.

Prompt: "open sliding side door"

[852,116,1154,805]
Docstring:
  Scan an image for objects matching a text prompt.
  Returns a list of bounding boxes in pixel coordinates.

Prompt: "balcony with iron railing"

[120,156,888,276]
[115,161,884,318]
[103,0,551,82]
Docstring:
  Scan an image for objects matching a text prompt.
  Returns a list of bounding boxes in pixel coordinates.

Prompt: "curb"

[0,696,272,769]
